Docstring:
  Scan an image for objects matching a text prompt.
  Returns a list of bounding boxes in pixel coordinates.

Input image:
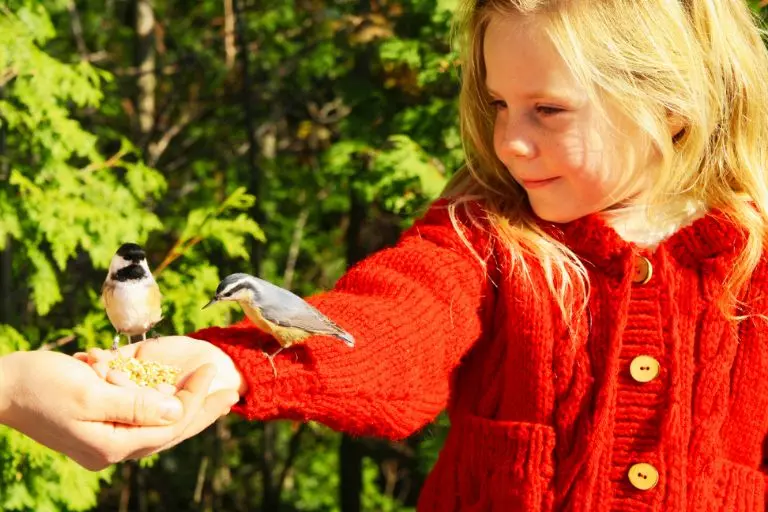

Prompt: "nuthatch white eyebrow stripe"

[204,273,354,375]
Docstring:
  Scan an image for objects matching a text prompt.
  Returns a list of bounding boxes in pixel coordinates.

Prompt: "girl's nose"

[496,116,537,160]
[506,138,535,159]
[497,134,537,161]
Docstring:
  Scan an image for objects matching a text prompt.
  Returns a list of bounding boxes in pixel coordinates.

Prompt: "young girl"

[96,0,768,509]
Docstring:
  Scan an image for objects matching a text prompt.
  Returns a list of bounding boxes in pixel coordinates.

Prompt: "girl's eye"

[535,105,565,116]
[489,99,507,111]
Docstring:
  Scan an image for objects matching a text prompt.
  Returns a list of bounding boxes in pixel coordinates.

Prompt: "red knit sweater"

[191,200,768,511]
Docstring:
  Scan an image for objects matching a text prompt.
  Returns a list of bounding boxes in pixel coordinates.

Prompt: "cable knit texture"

[191,200,768,511]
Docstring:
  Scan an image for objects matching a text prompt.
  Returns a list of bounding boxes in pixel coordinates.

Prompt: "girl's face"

[484,14,653,223]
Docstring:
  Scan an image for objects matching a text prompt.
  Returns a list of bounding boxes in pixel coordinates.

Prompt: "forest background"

[1,1,767,511]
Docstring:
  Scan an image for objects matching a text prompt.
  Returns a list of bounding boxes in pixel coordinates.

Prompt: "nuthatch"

[203,273,354,375]
[102,243,163,351]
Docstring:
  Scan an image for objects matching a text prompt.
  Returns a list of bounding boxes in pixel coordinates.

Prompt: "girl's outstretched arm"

[193,200,495,439]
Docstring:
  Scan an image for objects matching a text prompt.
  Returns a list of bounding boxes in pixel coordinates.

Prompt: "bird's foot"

[111,334,121,352]
[265,353,278,378]
[263,347,285,378]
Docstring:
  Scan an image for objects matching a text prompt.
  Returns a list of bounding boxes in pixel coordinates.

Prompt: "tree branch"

[224,0,236,69]
[37,334,76,351]
[276,423,308,494]
[0,69,18,88]
[136,0,156,138]
[193,455,209,504]
[66,1,89,59]
[152,234,203,277]
[282,192,310,290]
[147,108,195,166]
[80,147,130,173]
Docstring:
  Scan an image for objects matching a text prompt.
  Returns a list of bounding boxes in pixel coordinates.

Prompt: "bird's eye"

[223,291,232,297]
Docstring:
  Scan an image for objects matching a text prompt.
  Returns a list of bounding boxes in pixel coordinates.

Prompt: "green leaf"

[27,246,61,316]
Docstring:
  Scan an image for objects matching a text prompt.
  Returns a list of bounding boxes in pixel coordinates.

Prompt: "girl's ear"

[667,111,686,143]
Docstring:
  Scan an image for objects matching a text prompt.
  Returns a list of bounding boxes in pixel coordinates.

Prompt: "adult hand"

[84,336,247,398]
[80,336,246,456]
[0,350,238,471]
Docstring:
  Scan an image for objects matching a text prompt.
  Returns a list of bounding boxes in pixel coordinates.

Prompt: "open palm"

[87,336,245,397]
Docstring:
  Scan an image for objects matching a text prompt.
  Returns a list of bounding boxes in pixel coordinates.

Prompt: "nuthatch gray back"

[203,273,354,375]
[102,243,163,350]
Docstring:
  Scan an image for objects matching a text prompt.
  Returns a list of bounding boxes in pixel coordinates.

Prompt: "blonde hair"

[445,0,768,320]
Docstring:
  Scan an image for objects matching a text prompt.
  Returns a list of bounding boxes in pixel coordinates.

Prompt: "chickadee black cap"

[116,243,146,263]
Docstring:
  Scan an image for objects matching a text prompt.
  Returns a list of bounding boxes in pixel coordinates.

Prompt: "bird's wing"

[259,292,346,336]
[146,283,163,324]
[101,282,112,307]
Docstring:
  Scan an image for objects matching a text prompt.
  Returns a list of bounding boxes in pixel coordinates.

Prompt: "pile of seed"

[108,357,181,387]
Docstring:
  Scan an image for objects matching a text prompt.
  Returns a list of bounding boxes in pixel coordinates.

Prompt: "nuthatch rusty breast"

[203,273,354,373]
[102,243,163,350]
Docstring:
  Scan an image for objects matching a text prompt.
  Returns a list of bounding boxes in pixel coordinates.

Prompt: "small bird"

[203,273,354,375]
[102,243,163,351]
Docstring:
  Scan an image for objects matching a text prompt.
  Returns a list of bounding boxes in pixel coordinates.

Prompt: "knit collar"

[538,208,745,271]
[600,198,707,249]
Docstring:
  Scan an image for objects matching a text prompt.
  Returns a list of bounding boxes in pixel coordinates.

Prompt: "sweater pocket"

[702,459,766,511]
[419,414,556,511]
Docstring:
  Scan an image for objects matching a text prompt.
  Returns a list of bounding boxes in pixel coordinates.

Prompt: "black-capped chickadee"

[102,243,163,350]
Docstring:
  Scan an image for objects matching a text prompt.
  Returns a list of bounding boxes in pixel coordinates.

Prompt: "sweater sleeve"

[189,200,495,439]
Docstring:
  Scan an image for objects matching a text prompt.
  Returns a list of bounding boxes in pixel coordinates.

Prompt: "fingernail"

[161,400,183,421]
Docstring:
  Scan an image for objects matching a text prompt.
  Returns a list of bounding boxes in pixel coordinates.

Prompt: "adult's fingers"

[182,389,239,439]
[82,347,138,379]
[95,383,184,426]
[94,363,217,426]
[97,364,219,463]
[106,369,139,388]
[173,363,218,405]
[128,388,239,460]
[86,346,141,364]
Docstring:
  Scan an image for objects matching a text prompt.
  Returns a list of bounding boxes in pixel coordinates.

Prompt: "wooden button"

[628,463,659,491]
[630,355,660,383]
[632,256,653,284]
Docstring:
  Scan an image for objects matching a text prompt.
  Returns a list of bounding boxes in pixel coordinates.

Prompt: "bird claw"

[265,354,278,378]
[263,347,284,378]
[111,334,121,352]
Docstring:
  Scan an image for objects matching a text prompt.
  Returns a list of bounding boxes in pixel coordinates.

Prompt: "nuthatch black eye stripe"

[224,282,253,297]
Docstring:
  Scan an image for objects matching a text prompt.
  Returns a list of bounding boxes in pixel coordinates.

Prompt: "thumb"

[96,383,186,426]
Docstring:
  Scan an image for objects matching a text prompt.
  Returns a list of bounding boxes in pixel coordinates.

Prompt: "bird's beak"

[202,297,219,310]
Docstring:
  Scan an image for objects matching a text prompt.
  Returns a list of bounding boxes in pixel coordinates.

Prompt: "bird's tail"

[316,308,355,347]
[334,329,355,348]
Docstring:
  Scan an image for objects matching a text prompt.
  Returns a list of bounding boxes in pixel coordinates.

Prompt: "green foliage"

[0,4,122,507]
[0,1,264,509]
[10,0,745,508]
[8,0,766,509]
[0,427,112,512]
[0,326,30,354]
[290,425,341,510]
[369,135,448,215]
